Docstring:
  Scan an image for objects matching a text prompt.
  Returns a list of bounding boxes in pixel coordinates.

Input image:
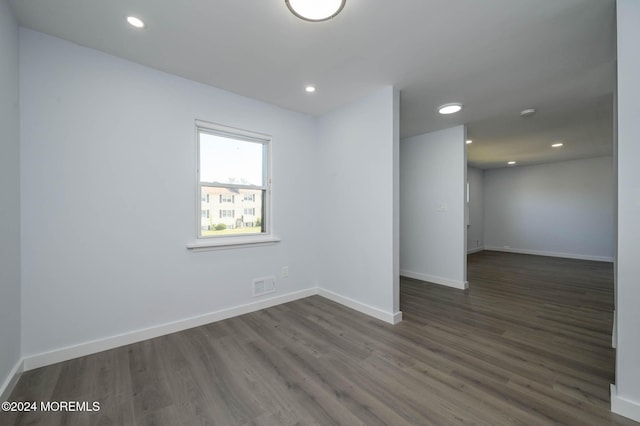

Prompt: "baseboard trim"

[484,246,613,263]
[21,285,403,373]
[400,269,468,290]
[0,358,24,401]
[317,288,402,324]
[467,247,484,254]
[611,384,640,422]
[23,288,317,371]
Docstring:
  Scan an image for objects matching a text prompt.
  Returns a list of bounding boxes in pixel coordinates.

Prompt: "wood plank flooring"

[2,251,637,425]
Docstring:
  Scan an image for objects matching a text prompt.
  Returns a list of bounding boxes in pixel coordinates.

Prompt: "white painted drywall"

[0,0,22,396]
[483,157,614,261]
[400,126,467,289]
[467,166,484,253]
[19,29,318,357]
[315,87,400,320]
[612,0,640,420]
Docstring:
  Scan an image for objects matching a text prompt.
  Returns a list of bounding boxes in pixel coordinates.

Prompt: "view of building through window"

[200,187,263,235]
[197,122,269,238]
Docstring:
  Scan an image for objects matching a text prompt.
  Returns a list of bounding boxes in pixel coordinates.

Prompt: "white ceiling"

[10,0,616,169]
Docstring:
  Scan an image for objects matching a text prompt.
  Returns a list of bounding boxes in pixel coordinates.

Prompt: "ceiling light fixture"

[551,143,563,148]
[305,85,316,93]
[438,103,462,115]
[520,108,536,117]
[126,16,145,28]
[508,161,516,165]
[285,0,346,22]
[466,140,472,144]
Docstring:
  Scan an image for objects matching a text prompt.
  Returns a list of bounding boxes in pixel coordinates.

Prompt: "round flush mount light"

[551,142,564,148]
[305,85,316,93]
[520,108,536,117]
[285,0,346,22]
[508,161,517,165]
[466,140,473,144]
[126,16,145,28]
[438,103,462,115]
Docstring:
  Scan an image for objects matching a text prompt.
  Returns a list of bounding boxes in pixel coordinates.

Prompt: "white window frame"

[187,120,279,250]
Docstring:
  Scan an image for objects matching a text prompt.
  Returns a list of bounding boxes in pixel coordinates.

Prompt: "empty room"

[1,0,639,424]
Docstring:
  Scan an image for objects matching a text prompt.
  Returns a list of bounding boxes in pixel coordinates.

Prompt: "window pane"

[200,187,263,236]
[199,132,264,186]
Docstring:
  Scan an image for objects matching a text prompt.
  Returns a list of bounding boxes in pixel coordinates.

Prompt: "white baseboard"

[467,247,484,254]
[400,269,468,290]
[611,384,640,422]
[0,358,24,401]
[484,246,613,263]
[18,278,407,374]
[23,288,317,371]
[317,288,402,324]
[22,285,404,372]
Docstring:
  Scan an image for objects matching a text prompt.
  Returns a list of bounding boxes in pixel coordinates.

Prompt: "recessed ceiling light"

[551,143,563,148]
[466,140,472,144]
[305,85,316,93]
[508,161,516,165]
[285,0,346,22]
[126,16,145,28]
[438,103,462,115]
[520,108,536,117]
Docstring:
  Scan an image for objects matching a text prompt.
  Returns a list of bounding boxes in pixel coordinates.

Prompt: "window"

[196,120,270,239]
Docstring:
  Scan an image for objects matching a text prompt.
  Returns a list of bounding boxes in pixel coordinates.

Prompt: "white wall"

[315,87,401,323]
[612,0,640,421]
[0,0,22,398]
[467,166,484,253]
[484,157,614,261]
[20,29,319,359]
[400,126,467,289]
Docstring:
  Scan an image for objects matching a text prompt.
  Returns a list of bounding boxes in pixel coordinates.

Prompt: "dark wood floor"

[3,251,637,425]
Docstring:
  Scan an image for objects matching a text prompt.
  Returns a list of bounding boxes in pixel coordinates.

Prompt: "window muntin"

[197,121,270,239]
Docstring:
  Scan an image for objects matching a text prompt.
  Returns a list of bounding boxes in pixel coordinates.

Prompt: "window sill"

[187,236,281,251]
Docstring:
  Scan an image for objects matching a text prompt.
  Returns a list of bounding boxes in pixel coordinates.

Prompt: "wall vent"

[253,276,276,297]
